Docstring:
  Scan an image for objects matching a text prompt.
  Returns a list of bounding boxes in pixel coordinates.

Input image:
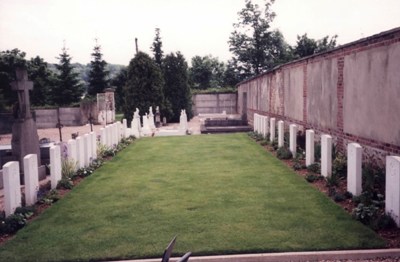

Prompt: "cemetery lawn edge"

[0,133,384,262]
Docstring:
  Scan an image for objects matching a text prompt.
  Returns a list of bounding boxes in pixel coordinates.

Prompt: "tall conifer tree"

[53,46,83,106]
[88,40,109,96]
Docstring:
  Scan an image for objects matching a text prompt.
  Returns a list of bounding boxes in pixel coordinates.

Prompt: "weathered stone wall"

[238,27,400,163]
[34,108,83,129]
[192,93,237,115]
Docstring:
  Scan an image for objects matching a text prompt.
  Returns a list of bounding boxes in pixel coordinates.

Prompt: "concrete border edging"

[111,248,400,262]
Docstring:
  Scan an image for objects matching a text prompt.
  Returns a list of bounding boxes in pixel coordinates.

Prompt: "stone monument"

[155,106,161,127]
[11,68,41,172]
[148,106,156,130]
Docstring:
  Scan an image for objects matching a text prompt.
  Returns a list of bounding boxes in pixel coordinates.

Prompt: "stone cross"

[11,68,33,119]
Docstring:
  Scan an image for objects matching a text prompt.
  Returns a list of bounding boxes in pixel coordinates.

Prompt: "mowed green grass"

[0,134,384,261]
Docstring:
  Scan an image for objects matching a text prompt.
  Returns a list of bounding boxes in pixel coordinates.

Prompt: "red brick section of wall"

[242,27,400,161]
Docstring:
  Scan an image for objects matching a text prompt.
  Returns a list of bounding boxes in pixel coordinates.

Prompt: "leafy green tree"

[87,41,109,96]
[151,28,163,68]
[189,55,225,89]
[223,59,242,87]
[228,0,291,80]
[53,47,84,106]
[122,52,165,124]
[27,56,56,106]
[294,34,338,58]
[110,67,127,112]
[0,49,27,110]
[163,52,192,122]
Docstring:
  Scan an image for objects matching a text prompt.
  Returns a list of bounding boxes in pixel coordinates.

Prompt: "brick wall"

[238,27,400,165]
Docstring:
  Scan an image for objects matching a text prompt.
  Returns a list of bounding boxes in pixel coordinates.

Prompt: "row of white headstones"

[1,109,190,218]
[253,113,400,227]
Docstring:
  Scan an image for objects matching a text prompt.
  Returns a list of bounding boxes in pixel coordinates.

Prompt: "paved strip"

[110,249,400,262]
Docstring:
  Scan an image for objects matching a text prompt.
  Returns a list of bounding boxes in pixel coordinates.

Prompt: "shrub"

[57,178,74,190]
[38,189,60,205]
[333,192,346,202]
[362,163,385,195]
[314,143,321,162]
[283,132,290,147]
[271,139,279,151]
[61,159,77,179]
[276,146,292,159]
[77,167,94,177]
[260,139,269,146]
[325,173,341,188]
[305,173,322,183]
[333,152,347,178]
[0,207,36,235]
[297,131,306,152]
[353,203,379,225]
[307,162,321,174]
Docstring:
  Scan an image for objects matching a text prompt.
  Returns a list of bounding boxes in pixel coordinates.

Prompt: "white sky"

[0,0,399,66]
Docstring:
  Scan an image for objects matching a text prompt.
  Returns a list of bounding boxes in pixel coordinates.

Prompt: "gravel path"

[0,116,203,145]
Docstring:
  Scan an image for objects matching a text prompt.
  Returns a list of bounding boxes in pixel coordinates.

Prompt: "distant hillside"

[48,63,126,90]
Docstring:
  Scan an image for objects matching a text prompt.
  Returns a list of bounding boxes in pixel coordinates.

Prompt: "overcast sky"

[0,0,399,66]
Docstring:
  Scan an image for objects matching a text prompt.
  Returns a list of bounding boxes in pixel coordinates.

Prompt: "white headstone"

[263,116,269,138]
[289,124,297,157]
[347,143,362,196]
[100,128,106,146]
[111,123,118,146]
[67,139,77,170]
[253,113,257,132]
[321,134,332,178]
[76,136,85,169]
[116,122,122,143]
[142,113,152,136]
[179,110,188,134]
[3,161,21,216]
[50,145,62,189]
[270,118,276,142]
[148,107,156,130]
[306,130,315,166]
[91,131,97,160]
[385,156,400,227]
[122,119,128,138]
[107,125,112,147]
[23,154,39,206]
[84,134,91,166]
[278,120,284,147]
[131,119,139,138]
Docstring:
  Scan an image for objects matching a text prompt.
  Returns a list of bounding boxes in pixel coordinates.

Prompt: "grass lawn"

[0,133,384,261]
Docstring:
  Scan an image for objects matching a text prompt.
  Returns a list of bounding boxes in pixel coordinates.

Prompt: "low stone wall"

[192,93,237,115]
[34,108,83,129]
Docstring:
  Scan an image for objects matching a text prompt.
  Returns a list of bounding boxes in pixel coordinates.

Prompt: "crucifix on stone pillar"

[10,68,41,173]
[11,68,33,119]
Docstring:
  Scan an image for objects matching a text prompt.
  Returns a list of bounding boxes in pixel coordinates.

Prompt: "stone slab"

[50,145,61,189]
[321,134,332,178]
[289,124,297,157]
[347,143,362,196]
[278,121,284,147]
[306,130,315,166]
[23,154,39,206]
[270,118,276,142]
[2,161,21,217]
[386,156,400,227]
